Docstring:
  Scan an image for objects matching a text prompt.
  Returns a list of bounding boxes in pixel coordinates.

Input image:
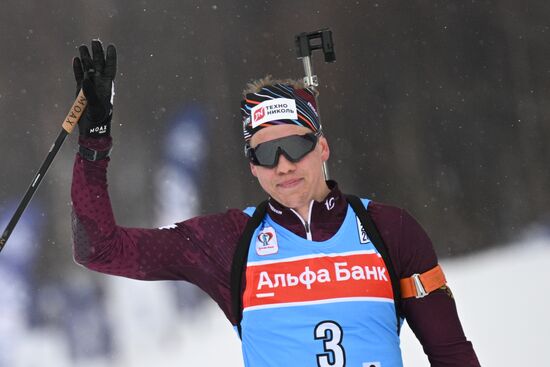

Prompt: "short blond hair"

[242,75,310,97]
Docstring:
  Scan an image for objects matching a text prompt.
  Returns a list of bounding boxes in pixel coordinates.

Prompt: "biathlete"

[71,40,480,367]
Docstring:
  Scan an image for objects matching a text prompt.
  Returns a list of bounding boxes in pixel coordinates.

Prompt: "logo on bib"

[356,217,371,244]
[256,227,279,256]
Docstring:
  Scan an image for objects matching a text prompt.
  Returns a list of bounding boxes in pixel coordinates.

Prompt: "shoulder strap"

[230,200,269,338]
[345,194,403,333]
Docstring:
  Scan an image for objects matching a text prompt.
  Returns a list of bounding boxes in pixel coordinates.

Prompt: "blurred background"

[0,0,549,366]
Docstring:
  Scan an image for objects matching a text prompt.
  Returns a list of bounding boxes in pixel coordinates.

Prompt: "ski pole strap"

[345,194,403,333]
[79,145,112,161]
[231,200,269,339]
[400,264,446,299]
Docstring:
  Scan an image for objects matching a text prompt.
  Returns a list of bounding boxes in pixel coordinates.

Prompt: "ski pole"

[294,28,336,179]
[0,90,87,252]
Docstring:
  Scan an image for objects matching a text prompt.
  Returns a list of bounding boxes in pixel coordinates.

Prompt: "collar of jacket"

[265,180,348,241]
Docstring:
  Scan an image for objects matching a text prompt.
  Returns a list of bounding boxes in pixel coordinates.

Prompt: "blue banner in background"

[154,105,209,312]
[0,201,42,365]
[155,105,206,227]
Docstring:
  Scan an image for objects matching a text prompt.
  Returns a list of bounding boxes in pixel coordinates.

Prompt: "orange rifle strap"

[400,264,447,299]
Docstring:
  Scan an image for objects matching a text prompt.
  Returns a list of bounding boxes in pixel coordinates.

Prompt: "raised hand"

[73,40,117,138]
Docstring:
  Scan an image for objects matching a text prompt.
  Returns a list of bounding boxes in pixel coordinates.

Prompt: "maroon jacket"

[72,136,480,366]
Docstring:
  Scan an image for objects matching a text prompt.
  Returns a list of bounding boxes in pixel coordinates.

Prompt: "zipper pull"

[304,221,313,241]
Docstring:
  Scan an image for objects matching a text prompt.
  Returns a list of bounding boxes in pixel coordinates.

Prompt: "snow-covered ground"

[9,235,550,366]
[400,235,550,366]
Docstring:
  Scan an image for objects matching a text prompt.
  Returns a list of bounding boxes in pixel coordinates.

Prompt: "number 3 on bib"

[314,321,346,367]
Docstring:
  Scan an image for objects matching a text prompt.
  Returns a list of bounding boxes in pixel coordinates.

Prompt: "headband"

[240,83,320,142]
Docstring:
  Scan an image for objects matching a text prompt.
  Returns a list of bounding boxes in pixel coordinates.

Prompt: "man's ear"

[250,162,258,177]
[319,136,330,162]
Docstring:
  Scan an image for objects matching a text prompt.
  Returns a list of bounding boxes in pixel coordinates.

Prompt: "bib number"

[314,321,346,367]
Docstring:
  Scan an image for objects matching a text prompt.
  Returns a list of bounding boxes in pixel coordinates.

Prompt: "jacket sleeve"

[370,203,480,367]
[71,137,249,320]
[397,209,480,366]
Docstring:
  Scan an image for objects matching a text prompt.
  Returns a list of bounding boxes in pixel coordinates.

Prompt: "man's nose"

[276,153,296,174]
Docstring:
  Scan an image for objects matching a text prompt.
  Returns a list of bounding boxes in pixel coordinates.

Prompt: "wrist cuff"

[79,145,112,161]
[78,136,113,150]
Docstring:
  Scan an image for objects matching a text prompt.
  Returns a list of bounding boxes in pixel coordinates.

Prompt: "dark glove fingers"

[78,45,94,73]
[104,44,117,80]
[72,57,84,97]
[82,76,100,106]
[91,39,105,73]
[73,57,84,83]
[82,77,107,122]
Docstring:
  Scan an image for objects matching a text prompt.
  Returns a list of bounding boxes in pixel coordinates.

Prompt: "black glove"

[73,40,117,138]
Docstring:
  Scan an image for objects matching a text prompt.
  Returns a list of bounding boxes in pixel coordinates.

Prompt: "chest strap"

[345,194,402,333]
[230,200,268,338]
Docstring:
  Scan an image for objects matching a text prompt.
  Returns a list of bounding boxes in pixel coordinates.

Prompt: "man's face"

[249,124,330,211]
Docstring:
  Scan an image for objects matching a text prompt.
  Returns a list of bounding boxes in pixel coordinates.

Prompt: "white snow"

[400,236,550,366]
[8,235,550,366]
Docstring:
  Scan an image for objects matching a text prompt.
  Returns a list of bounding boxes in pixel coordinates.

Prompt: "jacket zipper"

[304,221,311,240]
[290,201,314,241]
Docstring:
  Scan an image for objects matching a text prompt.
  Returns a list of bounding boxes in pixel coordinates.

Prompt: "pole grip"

[62,89,87,133]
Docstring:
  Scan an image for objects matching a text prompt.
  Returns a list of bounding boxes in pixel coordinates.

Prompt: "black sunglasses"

[245,131,322,168]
